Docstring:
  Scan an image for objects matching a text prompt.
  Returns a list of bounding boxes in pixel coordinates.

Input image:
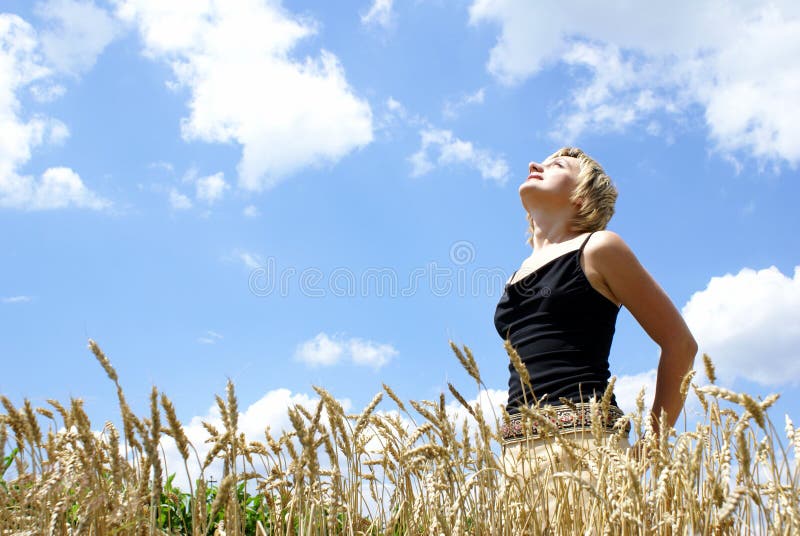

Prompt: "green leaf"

[1,447,19,478]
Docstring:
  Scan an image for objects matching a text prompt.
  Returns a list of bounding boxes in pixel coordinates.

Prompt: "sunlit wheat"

[0,339,798,534]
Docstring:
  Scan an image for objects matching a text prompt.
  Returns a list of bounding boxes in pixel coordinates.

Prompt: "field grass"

[1,339,798,535]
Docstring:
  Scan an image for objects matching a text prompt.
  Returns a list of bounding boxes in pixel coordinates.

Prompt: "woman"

[493,146,698,517]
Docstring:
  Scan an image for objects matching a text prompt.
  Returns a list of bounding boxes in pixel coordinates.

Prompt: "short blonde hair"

[526,146,618,248]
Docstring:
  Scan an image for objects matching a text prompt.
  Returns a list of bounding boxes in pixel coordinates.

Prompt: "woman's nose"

[529,161,543,173]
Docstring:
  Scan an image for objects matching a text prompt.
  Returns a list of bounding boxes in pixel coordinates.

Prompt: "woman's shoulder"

[584,229,697,354]
[582,230,640,286]
[585,229,631,256]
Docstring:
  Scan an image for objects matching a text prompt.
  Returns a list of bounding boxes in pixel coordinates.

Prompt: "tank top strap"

[507,269,518,285]
[579,231,595,254]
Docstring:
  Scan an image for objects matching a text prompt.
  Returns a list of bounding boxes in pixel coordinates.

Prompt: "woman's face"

[519,154,582,211]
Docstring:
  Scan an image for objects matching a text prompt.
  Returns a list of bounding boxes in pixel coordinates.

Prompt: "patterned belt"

[500,403,630,442]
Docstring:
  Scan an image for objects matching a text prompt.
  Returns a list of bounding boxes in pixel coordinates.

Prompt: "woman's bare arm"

[588,230,698,432]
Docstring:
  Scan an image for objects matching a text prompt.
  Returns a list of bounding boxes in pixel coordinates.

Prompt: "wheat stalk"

[2,338,799,534]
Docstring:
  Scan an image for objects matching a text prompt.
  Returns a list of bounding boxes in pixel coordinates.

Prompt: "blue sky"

[2,0,799,468]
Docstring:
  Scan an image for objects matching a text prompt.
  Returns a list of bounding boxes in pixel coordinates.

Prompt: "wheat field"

[1,339,798,535]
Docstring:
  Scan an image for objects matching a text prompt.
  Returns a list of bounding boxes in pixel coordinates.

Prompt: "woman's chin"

[518,181,541,198]
[519,178,543,190]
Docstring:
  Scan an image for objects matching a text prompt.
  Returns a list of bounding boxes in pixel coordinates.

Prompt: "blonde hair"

[526,146,618,248]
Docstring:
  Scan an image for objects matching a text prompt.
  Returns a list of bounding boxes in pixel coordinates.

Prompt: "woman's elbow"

[686,336,698,363]
[661,335,698,365]
[677,336,698,367]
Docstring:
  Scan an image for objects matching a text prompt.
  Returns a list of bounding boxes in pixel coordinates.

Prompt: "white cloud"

[347,337,399,370]
[375,96,418,137]
[195,172,228,204]
[28,83,66,102]
[386,96,404,114]
[0,14,110,211]
[294,332,347,367]
[168,188,192,210]
[34,167,108,209]
[235,250,262,271]
[3,167,111,210]
[159,386,353,490]
[441,387,509,437]
[1,295,33,304]
[378,97,506,183]
[613,369,657,415]
[294,332,398,369]
[360,0,394,29]
[148,161,174,173]
[242,204,259,218]
[180,168,199,184]
[408,127,509,184]
[116,0,373,192]
[468,0,800,167]
[442,87,485,119]
[47,120,70,145]
[197,330,223,344]
[34,0,120,76]
[164,169,227,208]
[356,386,508,461]
[682,265,800,386]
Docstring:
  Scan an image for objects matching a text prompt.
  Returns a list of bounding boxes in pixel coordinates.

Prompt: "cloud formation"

[442,88,485,120]
[613,368,657,415]
[168,189,192,210]
[1,295,33,304]
[116,0,374,192]
[242,204,259,218]
[682,265,800,386]
[233,249,262,271]
[294,332,399,370]
[35,0,120,76]
[197,330,223,345]
[468,0,800,168]
[158,385,353,490]
[0,14,110,211]
[409,127,510,184]
[195,172,229,204]
[360,0,394,29]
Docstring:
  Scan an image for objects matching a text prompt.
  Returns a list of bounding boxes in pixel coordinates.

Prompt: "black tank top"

[494,231,621,415]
